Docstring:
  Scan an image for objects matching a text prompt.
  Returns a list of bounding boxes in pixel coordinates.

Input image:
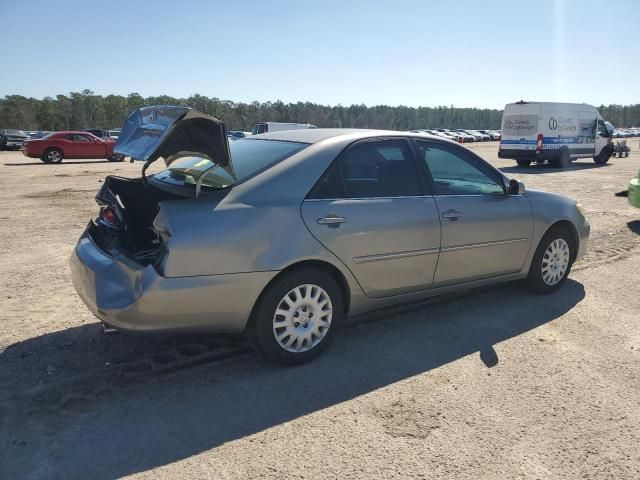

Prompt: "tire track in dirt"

[574,224,640,271]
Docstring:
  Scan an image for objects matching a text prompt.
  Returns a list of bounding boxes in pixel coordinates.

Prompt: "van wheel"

[526,226,575,294]
[594,147,612,164]
[516,159,531,167]
[554,148,571,168]
[247,268,344,365]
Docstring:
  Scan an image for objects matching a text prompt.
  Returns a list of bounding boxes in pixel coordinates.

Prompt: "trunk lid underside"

[114,105,234,179]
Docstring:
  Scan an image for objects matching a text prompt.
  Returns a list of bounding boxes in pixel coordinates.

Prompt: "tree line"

[1,90,639,132]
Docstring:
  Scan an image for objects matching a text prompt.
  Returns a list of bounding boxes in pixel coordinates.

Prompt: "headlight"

[576,203,587,217]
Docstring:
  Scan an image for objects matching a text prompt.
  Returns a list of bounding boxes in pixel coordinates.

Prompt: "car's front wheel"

[42,148,63,164]
[526,227,575,294]
[248,268,344,365]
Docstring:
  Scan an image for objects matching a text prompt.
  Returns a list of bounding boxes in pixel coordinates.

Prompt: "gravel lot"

[1,142,639,479]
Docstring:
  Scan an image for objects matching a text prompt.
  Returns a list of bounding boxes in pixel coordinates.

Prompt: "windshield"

[152,139,308,192]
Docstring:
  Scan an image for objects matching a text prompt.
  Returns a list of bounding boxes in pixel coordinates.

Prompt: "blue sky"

[1,0,637,108]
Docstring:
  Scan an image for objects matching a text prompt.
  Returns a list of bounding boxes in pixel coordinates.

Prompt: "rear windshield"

[152,139,308,191]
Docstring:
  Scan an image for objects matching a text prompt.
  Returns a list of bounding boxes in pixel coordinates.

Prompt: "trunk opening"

[92,176,185,266]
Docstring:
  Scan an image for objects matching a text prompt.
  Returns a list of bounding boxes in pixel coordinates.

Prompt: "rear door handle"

[317,214,346,227]
[441,209,463,221]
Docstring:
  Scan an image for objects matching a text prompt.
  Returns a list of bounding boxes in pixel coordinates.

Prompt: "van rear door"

[500,103,540,152]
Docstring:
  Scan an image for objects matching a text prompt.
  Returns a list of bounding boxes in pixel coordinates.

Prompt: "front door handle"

[317,214,346,227]
[441,209,463,221]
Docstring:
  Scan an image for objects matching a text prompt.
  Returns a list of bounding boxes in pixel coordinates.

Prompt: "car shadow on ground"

[1,281,585,479]
[500,162,610,175]
[3,160,113,166]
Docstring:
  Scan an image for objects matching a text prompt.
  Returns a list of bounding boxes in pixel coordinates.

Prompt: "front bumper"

[70,230,277,334]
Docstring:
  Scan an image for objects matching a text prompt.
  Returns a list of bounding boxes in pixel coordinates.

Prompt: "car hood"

[114,105,233,178]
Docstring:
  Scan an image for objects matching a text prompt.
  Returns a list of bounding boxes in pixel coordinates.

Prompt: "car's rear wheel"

[525,227,575,294]
[42,148,63,164]
[247,268,344,365]
[516,159,532,167]
[108,154,125,162]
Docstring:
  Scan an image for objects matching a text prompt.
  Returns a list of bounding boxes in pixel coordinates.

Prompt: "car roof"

[249,128,451,145]
[55,130,97,135]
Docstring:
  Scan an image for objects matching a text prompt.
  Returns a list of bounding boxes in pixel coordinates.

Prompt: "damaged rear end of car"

[69,106,267,334]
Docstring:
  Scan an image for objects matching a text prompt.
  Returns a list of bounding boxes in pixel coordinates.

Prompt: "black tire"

[554,148,571,168]
[525,226,575,294]
[108,154,125,162]
[42,148,63,164]
[516,159,532,167]
[594,151,609,164]
[247,268,344,365]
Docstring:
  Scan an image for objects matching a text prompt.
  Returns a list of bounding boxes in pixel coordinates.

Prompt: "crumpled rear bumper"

[70,231,277,334]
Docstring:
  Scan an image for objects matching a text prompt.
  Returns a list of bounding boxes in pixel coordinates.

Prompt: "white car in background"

[477,129,500,141]
[465,129,491,142]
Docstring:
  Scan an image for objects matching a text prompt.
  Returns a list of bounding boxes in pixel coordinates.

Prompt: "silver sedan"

[70,106,590,365]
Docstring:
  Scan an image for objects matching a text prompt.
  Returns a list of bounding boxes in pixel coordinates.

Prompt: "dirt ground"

[1,141,639,479]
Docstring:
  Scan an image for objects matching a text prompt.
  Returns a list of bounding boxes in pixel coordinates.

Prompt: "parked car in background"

[456,129,483,142]
[0,129,29,150]
[252,122,317,135]
[85,129,121,140]
[22,131,122,163]
[85,128,106,138]
[26,130,52,139]
[499,101,613,168]
[70,105,590,365]
[227,130,252,141]
[466,129,491,141]
[438,131,463,142]
[477,129,500,141]
[447,129,475,142]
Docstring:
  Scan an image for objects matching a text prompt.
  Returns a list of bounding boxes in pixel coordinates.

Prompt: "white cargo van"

[252,122,317,135]
[498,101,613,167]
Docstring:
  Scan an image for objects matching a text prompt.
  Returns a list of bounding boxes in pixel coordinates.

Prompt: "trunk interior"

[93,176,185,265]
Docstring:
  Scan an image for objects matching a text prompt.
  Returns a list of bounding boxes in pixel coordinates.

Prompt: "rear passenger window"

[310,139,421,199]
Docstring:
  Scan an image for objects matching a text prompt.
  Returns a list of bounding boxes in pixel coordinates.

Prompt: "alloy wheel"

[47,150,62,163]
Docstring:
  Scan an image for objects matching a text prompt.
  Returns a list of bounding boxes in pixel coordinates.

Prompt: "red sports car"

[22,131,123,163]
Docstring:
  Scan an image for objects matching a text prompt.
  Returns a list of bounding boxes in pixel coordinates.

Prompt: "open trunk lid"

[114,105,234,178]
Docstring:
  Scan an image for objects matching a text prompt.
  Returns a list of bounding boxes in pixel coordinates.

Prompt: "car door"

[69,133,104,158]
[414,140,533,286]
[301,138,441,299]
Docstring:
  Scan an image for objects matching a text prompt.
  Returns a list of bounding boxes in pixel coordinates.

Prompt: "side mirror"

[508,179,525,195]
